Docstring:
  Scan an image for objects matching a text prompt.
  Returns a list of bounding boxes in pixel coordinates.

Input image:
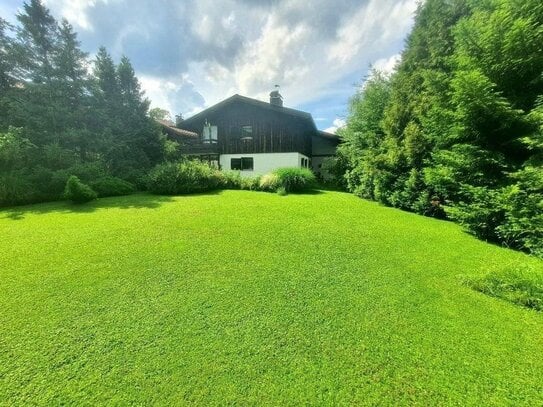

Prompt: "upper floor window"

[240,125,253,141]
[202,122,218,144]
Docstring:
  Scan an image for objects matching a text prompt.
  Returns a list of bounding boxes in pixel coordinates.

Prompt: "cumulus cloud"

[324,118,346,134]
[139,74,206,118]
[39,0,418,129]
[373,53,402,75]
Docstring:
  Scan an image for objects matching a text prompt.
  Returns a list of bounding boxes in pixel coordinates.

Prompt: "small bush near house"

[90,177,136,197]
[147,160,221,195]
[63,176,98,204]
[240,175,261,191]
[466,264,543,311]
[272,167,316,193]
[259,173,280,192]
[320,156,348,190]
[219,171,243,189]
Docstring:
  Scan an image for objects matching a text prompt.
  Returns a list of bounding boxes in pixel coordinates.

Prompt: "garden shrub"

[240,175,261,191]
[447,185,506,243]
[447,175,543,257]
[67,161,108,183]
[26,166,67,202]
[466,264,543,311]
[63,175,97,203]
[495,167,543,258]
[219,171,243,189]
[0,171,35,207]
[320,156,348,190]
[147,160,221,195]
[272,167,316,193]
[90,177,136,197]
[259,173,280,192]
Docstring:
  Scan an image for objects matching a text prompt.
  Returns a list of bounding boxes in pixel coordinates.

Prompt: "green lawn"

[1,190,542,405]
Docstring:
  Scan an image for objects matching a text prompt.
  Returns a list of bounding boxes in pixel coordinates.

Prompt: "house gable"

[178,94,317,157]
[157,93,340,175]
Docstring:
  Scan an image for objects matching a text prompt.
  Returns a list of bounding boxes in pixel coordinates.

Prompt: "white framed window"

[202,122,218,144]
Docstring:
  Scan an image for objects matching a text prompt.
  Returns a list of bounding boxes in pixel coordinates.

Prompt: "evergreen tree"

[15,0,58,83]
[52,19,90,154]
[14,0,61,143]
[117,55,148,121]
[0,18,15,93]
[341,0,543,255]
[93,46,121,119]
[0,18,16,128]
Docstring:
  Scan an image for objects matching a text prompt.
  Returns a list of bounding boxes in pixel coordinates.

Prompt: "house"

[158,90,339,176]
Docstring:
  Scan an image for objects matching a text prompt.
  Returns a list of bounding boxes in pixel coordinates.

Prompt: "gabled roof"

[156,119,199,138]
[182,94,317,130]
[317,130,339,140]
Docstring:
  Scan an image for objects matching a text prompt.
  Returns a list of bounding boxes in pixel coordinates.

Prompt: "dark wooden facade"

[177,95,315,157]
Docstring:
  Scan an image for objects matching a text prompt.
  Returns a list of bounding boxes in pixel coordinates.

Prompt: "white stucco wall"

[220,153,309,176]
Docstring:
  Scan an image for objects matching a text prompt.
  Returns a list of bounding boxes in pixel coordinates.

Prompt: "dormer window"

[202,121,218,144]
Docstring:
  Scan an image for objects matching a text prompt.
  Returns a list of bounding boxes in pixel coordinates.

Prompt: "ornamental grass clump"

[466,264,543,311]
[259,173,280,192]
[272,167,316,193]
[147,160,222,195]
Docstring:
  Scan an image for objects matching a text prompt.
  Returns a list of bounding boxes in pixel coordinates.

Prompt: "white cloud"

[324,118,346,134]
[43,0,109,30]
[184,0,417,114]
[373,53,401,75]
[327,0,416,66]
[139,74,205,118]
[38,0,419,128]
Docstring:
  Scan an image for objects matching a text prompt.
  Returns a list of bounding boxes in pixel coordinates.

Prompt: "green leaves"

[0,1,167,206]
[341,0,543,256]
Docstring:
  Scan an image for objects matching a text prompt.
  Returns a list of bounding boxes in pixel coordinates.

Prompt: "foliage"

[340,0,543,256]
[258,173,281,192]
[63,175,97,203]
[147,160,221,195]
[149,107,172,122]
[319,156,348,190]
[240,175,261,191]
[89,177,135,198]
[270,167,316,193]
[0,1,167,207]
[0,127,35,172]
[219,170,243,189]
[466,264,543,311]
[1,191,543,404]
[276,186,287,196]
[0,171,35,206]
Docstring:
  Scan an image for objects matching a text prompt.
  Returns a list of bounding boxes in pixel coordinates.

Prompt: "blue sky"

[1,0,418,132]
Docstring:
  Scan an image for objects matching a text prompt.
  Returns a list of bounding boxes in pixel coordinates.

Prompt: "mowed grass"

[1,191,542,406]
